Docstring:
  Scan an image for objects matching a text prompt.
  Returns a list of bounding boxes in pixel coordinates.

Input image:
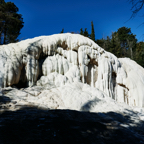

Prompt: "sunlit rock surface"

[0,33,144,110]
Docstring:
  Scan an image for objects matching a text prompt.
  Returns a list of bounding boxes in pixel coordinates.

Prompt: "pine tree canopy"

[0,0,24,44]
[80,28,84,35]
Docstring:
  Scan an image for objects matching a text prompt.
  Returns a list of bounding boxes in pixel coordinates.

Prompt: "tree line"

[61,23,144,68]
[96,26,144,68]
[1,0,144,68]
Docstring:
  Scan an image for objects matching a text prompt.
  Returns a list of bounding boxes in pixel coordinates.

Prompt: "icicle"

[48,44,51,55]
[54,54,58,72]
[91,67,94,87]
[58,57,62,74]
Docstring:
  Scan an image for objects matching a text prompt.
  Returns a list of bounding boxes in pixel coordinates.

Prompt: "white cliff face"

[0,33,144,108]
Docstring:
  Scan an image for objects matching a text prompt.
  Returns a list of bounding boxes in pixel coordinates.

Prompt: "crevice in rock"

[13,81,27,89]
[86,57,98,86]
[88,55,98,67]
[57,41,68,50]
[73,49,78,53]
[37,53,48,80]
[14,66,27,88]
[112,72,116,88]
[112,72,117,100]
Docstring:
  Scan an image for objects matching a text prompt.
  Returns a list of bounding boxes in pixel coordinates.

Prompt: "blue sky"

[5,0,144,41]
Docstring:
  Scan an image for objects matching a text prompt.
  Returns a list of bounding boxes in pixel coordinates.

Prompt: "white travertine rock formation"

[0,33,144,108]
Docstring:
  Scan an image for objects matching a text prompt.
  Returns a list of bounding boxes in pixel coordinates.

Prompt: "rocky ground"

[1,93,144,144]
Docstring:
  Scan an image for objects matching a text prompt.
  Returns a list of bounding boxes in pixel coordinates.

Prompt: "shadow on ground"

[0,95,144,144]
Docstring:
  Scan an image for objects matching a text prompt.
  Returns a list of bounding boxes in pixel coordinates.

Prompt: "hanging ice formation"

[0,33,144,107]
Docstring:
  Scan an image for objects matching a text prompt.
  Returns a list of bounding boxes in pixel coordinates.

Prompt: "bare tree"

[129,0,144,18]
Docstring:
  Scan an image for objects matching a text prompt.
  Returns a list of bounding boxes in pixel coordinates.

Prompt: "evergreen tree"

[109,33,121,57]
[135,42,144,67]
[96,26,143,67]
[91,21,95,41]
[96,33,121,58]
[84,28,89,38]
[0,0,24,44]
[80,28,84,35]
[95,38,104,47]
[116,27,137,57]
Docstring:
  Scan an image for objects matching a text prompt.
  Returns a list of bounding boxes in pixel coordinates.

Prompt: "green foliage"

[79,22,94,40]
[134,42,144,67]
[79,24,144,67]
[0,0,24,44]
[96,27,138,59]
[107,34,121,57]
[83,28,89,38]
[96,26,144,68]
[116,27,137,58]
[80,28,84,35]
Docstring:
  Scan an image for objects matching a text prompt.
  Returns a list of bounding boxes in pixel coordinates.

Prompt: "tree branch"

[129,0,144,18]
